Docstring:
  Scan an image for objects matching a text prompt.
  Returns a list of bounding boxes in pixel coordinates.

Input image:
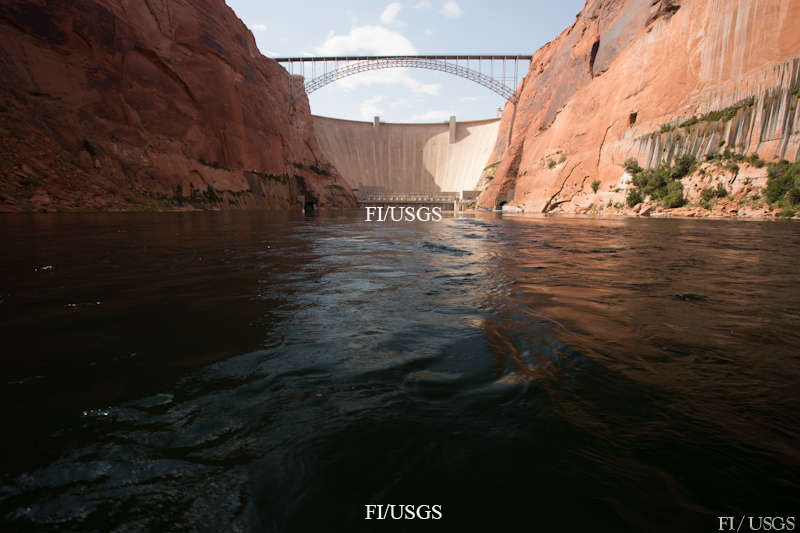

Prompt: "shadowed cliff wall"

[313,116,500,193]
[0,0,355,212]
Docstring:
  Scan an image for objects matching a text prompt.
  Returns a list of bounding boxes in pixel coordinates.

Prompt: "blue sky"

[225,1,584,122]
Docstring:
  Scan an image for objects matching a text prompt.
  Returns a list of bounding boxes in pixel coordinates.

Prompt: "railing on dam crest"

[355,191,480,211]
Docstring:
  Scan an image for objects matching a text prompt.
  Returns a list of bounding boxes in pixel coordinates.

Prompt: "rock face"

[478,0,800,213]
[0,0,355,212]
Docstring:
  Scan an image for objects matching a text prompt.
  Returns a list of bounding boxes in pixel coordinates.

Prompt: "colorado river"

[1,212,799,531]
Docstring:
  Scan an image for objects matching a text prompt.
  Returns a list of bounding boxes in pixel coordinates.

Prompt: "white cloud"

[460,96,480,102]
[411,109,453,122]
[250,23,267,32]
[424,28,433,36]
[317,25,417,55]
[316,25,440,95]
[361,95,386,120]
[441,1,462,18]
[414,0,432,8]
[380,3,403,25]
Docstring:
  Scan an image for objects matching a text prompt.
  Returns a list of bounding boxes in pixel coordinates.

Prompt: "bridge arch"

[275,55,530,104]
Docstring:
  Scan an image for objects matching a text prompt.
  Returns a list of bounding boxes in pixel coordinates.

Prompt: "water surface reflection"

[1,212,798,532]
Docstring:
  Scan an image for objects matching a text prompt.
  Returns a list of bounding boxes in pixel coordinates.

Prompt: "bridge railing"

[275,55,532,104]
[356,192,459,203]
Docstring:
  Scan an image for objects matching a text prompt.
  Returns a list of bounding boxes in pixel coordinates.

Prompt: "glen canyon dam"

[313,115,500,194]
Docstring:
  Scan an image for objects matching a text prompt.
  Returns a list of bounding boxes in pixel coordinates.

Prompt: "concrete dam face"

[312,115,501,193]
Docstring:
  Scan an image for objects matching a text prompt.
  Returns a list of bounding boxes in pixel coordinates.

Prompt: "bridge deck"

[274,55,532,62]
[276,55,531,103]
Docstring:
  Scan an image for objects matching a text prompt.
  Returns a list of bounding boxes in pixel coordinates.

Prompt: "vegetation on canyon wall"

[765,160,800,216]
[624,154,695,209]
[699,183,728,210]
[614,90,796,217]
[620,149,793,216]
[662,97,757,132]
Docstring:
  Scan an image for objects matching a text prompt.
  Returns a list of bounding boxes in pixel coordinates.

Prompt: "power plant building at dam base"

[312,115,501,198]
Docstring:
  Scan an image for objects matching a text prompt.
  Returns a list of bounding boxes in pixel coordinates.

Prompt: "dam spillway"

[312,115,501,194]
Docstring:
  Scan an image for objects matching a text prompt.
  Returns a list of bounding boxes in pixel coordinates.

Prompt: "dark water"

[1,211,799,532]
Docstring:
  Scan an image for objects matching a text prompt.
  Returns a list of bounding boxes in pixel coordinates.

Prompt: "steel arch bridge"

[274,55,531,103]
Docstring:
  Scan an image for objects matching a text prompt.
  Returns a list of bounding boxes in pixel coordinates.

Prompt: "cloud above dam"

[380,3,404,25]
[315,24,439,96]
[360,95,386,120]
[316,24,416,55]
[441,1,463,19]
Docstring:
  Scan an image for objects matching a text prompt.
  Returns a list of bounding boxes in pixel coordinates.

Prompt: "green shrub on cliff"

[173,184,185,205]
[765,160,800,208]
[626,188,643,207]
[591,179,601,193]
[623,158,643,175]
[622,155,690,209]
[671,154,697,179]
[700,98,754,123]
[749,153,765,168]
[700,183,728,209]
[661,181,686,208]
[632,164,672,198]
[700,183,728,201]
[204,185,220,203]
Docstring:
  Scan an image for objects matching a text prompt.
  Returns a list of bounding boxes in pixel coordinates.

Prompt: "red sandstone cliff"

[478,0,800,216]
[0,0,355,212]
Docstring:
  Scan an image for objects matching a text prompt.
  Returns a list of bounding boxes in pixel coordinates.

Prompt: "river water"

[1,211,799,532]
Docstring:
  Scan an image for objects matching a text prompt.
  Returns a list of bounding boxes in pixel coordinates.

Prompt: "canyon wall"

[478,0,800,212]
[313,116,500,193]
[0,0,355,212]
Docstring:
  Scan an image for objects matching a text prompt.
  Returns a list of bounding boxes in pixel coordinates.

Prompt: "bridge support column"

[449,115,456,144]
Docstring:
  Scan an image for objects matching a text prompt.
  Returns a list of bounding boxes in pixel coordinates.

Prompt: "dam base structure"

[312,115,501,206]
[355,192,461,212]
